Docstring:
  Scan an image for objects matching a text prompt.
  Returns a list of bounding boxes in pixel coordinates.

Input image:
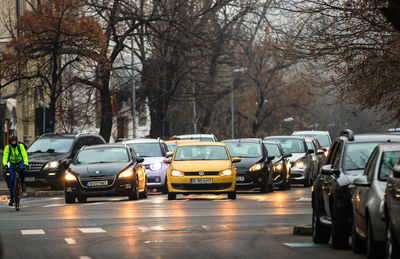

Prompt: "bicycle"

[5,166,22,211]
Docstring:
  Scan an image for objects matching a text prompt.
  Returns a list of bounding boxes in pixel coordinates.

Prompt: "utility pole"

[193,85,197,133]
[130,36,136,138]
[231,80,234,139]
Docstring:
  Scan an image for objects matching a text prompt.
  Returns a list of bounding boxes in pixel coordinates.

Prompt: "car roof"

[292,130,330,135]
[123,138,162,144]
[39,133,101,139]
[164,139,199,144]
[264,136,305,140]
[377,142,400,152]
[177,142,225,147]
[82,143,127,150]
[340,134,400,143]
[222,138,262,143]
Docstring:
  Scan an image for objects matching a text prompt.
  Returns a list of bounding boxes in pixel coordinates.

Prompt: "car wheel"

[286,176,291,190]
[260,175,269,193]
[331,202,349,249]
[65,193,75,204]
[352,222,366,254]
[168,193,176,200]
[366,217,382,259]
[304,172,311,187]
[129,186,139,200]
[278,175,287,191]
[161,179,168,194]
[227,192,236,200]
[386,219,399,259]
[77,195,87,203]
[312,206,330,244]
[139,181,148,199]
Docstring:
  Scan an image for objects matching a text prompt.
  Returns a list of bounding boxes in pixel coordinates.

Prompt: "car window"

[174,145,228,161]
[166,143,178,152]
[27,138,74,153]
[224,143,263,158]
[378,151,400,181]
[264,143,281,157]
[344,142,380,175]
[365,148,379,182]
[332,142,343,169]
[306,141,315,151]
[267,138,305,153]
[74,148,130,164]
[294,133,330,147]
[327,142,339,165]
[127,143,163,157]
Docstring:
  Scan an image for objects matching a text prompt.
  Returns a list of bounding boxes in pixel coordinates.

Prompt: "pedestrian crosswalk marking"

[296,198,311,202]
[79,228,106,233]
[21,229,45,235]
[152,226,164,231]
[138,227,149,232]
[79,256,92,259]
[65,238,76,245]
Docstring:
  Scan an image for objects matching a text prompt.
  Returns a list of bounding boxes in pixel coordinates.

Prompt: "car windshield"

[178,136,214,142]
[295,133,330,147]
[379,151,400,181]
[264,143,281,157]
[267,138,305,153]
[27,138,74,153]
[174,145,228,161]
[166,143,178,152]
[126,143,163,157]
[344,143,379,174]
[74,148,129,164]
[224,142,262,158]
[306,141,315,151]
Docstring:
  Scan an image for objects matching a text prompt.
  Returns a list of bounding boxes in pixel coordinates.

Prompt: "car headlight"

[249,163,264,172]
[119,168,134,178]
[44,161,59,169]
[171,170,184,177]
[65,171,77,181]
[150,162,163,171]
[295,159,305,169]
[324,151,329,157]
[219,169,232,176]
[274,164,283,171]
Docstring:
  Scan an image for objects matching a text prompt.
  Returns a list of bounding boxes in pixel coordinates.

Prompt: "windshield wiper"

[46,149,55,153]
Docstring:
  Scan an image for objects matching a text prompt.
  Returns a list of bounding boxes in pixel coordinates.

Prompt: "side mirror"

[166,152,173,158]
[232,157,241,163]
[308,149,315,154]
[163,158,172,164]
[393,165,400,178]
[321,147,327,152]
[353,176,371,187]
[267,156,275,161]
[321,164,340,176]
[136,157,144,163]
[283,153,292,158]
[60,159,71,167]
[317,149,324,155]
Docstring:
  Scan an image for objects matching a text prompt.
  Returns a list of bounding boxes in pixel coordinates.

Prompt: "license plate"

[236,176,245,182]
[87,180,108,187]
[191,178,212,184]
[25,177,35,182]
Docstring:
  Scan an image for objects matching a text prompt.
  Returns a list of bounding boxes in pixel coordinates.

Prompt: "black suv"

[312,129,400,249]
[25,133,106,189]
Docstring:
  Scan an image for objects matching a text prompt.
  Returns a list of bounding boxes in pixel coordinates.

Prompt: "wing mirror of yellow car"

[163,158,172,164]
[232,157,241,163]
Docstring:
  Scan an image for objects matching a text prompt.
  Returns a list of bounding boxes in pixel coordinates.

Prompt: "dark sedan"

[64,144,147,203]
[223,138,274,193]
[263,141,292,190]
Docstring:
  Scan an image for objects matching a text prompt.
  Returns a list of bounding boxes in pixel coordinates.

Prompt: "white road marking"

[283,243,329,248]
[21,229,45,235]
[65,238,76,245]
[296,198,311,202]
[79,256,92,259]
[138,227,150,232]
[84,202,104,206]
[152,226,165,231]
[51,197,63,200]
[212,199,230,202]
[42,204,66,207]
[202,225,209,230]
[79,228,106,233]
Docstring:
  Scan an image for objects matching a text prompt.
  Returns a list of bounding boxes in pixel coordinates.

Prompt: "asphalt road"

[0,187,364,259]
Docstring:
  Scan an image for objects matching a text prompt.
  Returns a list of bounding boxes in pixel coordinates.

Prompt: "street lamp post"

[231,80,234,139]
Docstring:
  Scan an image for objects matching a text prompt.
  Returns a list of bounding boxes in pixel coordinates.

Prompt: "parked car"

[264,136,313,187]
[25,133,106,190]
[311,129,400,249]
[169,134,218,142]
[351,143,400,257]
[64,144,147,203]
[263,141,292,190]
[384,162,400,259]
[304,137,325,180]
[123,138,169,193]
[292,130,332,157]
[165,142,240,200]
[223,138,275,193]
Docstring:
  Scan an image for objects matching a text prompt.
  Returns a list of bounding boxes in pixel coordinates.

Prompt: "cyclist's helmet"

[9,135,18,147]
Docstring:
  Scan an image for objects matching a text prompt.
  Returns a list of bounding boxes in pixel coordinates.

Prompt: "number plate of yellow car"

[190,178,213,184]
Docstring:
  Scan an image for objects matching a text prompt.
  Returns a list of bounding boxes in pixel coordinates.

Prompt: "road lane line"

[283,243,329,248]
[65,238,76,245]
[84,202,105,206]
[296,198,311,202]
[42,204,66,207]
[21,229,45,235]
[138,227,149,232]
[202,225,209,230]
[152,226,165,231]
[79,228,106,233]
[79,256,91,259]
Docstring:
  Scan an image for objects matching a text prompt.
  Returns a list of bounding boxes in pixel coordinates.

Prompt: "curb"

[293,224,312,236]
[0,190,63,200]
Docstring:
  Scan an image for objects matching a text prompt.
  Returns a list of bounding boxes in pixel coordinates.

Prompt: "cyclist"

[2,135,28,206]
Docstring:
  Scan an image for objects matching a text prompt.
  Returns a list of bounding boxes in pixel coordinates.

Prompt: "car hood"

[69,162,131,177]
[28,152,68,163]
[288,153,306,162]
[142,157,165,165]
[234,157,263,169]
[172,160,231,172]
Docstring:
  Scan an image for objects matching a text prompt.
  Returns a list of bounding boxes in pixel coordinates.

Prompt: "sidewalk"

[0,178,63,198]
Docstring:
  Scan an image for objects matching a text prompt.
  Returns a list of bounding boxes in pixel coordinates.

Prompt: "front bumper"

[235,168,268,189]
[290,166,309,183]
[146,168,167,188]
[25,167,65,184]
[168,175,235,194]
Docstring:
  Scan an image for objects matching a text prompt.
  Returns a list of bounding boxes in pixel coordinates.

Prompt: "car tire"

[161,179,168,194]
[312,206,330,244]
[366,217,382,259]
[228,192,236,200]
[386,219,400,259]
[129,186,139,200]
[352,222,366,254]
[278,175,287,191]
[304,172,311,187]
[77,195,87,203]
[286,176,291,190]
[65,193,75,204]
[139,181,148,199]
[331,202,349,249]
[260,175,269,193]
[168,193,176,200]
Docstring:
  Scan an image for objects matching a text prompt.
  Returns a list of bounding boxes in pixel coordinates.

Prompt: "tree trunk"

[99,77,112,142]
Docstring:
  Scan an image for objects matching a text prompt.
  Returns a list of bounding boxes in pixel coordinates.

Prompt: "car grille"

[78,175,116,188]
[148,176,161,183]
[184,171,219,176]
[26,162,44,173]
[171,183,232,190]
[144,164,151,170]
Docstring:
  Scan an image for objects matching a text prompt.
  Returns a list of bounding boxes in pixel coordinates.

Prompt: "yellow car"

[164,142,241,200]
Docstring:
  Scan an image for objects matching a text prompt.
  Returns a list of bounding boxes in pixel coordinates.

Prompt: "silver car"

[351,143,400,257]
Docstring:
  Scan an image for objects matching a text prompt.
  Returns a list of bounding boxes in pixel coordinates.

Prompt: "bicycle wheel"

[14,173,20,211]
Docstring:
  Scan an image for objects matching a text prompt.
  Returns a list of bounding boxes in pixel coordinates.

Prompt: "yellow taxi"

[164,142,241,200]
